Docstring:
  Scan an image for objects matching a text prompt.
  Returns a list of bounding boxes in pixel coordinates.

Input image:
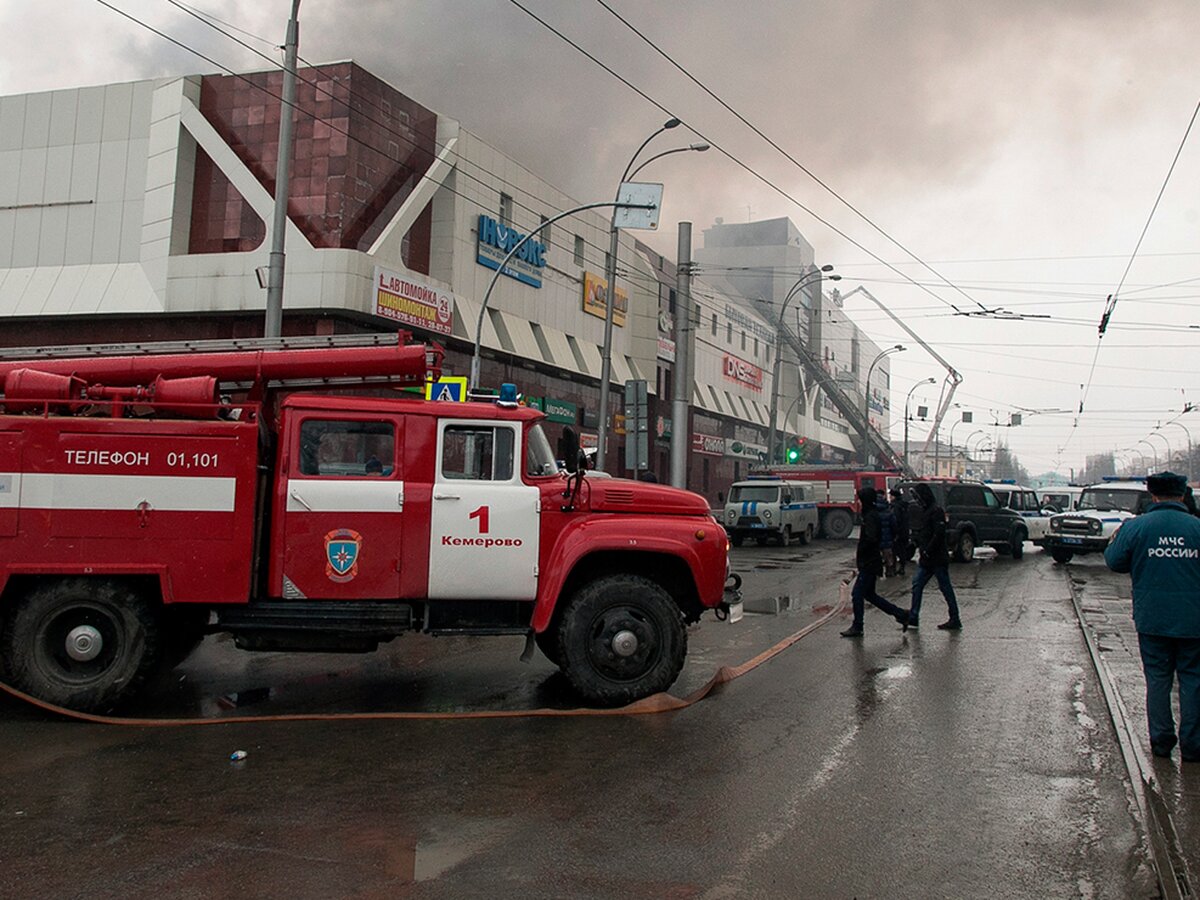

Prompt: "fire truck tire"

[823,509,854,541]
[558,575,687,707]
[1,579,161,712]
[534,628,563,668]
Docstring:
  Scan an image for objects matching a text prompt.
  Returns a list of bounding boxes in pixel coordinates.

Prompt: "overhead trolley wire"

[504,0,985,319]
[591,0,990,317]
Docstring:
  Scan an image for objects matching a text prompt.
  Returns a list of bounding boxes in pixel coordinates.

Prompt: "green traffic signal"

[786,445,800,463]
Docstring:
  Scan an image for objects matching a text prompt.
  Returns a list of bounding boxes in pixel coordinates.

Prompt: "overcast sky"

[3,0,1199,475]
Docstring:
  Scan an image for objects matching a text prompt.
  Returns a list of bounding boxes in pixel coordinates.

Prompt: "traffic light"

[786,440,802,464]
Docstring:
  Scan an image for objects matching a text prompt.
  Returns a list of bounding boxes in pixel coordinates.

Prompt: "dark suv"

[896,479,1029,562]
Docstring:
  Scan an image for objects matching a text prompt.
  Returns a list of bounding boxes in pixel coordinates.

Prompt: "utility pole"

[264,0,301,338]
[670,222,692,489]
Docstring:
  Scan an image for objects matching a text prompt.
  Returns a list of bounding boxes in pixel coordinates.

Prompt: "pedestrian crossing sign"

[425,376,468,402]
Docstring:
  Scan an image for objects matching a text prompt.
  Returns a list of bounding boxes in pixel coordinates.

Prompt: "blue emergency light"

[497,383,519,408]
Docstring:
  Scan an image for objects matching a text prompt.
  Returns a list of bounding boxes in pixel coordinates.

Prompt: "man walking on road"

[841,487,910,638]
[907,483,962,631]
[1105,472,1200,761]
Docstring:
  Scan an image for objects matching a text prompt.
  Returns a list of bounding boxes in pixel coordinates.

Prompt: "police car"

[986,481,1054,547]
[723,477,819,546]
[1044,478,1153,563]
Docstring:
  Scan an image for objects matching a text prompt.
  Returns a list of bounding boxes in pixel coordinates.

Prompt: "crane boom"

[836,286,962,456]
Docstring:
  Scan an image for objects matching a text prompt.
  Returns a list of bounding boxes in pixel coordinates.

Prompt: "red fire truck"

[753,465,902,539]
[0,334,737,712]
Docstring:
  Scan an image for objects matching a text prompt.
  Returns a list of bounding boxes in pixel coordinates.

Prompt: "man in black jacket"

[841,486,911,637]
[907,483,962,631]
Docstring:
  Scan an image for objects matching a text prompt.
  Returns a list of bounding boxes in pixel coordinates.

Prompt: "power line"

[503,0,982,320]
[592,0,991,316]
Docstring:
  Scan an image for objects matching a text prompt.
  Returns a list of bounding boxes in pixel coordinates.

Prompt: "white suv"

[1044,479,1152,563]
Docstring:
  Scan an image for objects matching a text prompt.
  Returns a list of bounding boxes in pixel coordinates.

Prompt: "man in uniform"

[1105,472,1200,761]
[840,486,910,637]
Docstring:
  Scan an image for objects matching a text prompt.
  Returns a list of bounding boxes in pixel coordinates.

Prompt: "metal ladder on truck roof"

[0,332,417,361]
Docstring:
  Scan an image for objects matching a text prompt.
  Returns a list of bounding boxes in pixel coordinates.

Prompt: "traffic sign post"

[624,379,649,475]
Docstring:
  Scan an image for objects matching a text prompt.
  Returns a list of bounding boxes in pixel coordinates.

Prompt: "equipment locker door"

[282,416,403,599]
[427,420,539,600]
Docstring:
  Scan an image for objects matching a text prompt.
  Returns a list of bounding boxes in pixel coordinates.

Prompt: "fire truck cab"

[0,335,737,712]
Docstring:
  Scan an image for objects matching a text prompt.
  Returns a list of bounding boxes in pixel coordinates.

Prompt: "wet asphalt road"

[0,540,1176,898]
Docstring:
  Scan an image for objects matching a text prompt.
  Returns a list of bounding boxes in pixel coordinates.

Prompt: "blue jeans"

[850,571,907,629]
[909,565,959,624]
[1137,633,1200,758]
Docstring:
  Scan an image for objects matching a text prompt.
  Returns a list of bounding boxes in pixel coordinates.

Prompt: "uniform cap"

[1147,471,1188,497]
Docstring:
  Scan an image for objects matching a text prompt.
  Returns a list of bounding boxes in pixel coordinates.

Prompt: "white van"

[1040,485,1083,513]
[986,481,1054,546]
[723,478,819,547]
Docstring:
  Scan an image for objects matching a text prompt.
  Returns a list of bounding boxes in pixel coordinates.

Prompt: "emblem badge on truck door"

[324,528,363,582]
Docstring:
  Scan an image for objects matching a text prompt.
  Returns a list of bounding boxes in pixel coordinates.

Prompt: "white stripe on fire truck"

[285,479,405,513]
[1,473,236,512]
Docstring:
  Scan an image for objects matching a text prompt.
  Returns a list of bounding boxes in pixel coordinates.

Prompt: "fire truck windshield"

[526,423,558,476]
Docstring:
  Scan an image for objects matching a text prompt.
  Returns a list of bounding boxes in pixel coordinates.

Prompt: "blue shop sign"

[476,215,546,288]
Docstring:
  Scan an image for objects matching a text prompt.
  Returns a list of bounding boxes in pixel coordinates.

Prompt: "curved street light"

[766,264,836,463]
[863,345,904,464]
[903,377,937,469]
[1138,438,1159,471]
[597,120,708,471]
[1162,420,1193,473]
[1147,429,1172,467]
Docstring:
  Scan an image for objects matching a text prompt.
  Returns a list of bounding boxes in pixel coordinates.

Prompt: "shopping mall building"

[0,61,888,503]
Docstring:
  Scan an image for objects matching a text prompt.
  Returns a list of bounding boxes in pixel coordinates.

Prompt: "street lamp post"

[903,377,936,469]
[264,0,302,338]
[863,345,904,465]
[1163,420,1193,473]
[1149,429,1172,468]
[1138,438,1159,471]
[470,200,655,391]
[766,265,836,463]
[596,121,708,472]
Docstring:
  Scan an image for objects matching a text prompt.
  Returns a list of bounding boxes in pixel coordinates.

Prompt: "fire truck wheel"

[534,628,563,668]
[559,575,687,707]
[1,579,161,712]
[823,509,854,541]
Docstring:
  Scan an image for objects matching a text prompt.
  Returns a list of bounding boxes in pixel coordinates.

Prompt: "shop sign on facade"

[580,433,599,452]
[582,271,628,327]
[613,414,626,435]
[523,396,544,411]
[725,438,767,460]
[374,266,454,336]
[655,415,673,440]
[723,354,764,392]
[544,398,577,424]
[692,433,725,456]
[656,336,676,362]
[476,215,546,288]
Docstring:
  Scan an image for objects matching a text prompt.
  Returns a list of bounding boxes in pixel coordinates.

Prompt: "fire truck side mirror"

[559,426,581,473]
